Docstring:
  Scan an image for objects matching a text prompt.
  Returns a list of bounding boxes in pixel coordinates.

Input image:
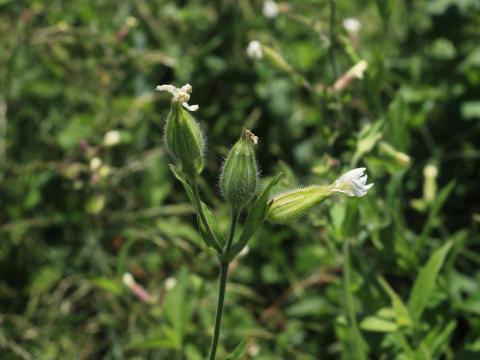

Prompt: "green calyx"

[267,185,333,223]
[220,129,259,209]
[164,102,205,179]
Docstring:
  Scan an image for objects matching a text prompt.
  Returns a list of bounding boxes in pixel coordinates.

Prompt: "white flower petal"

[263,0,279,19]
[155,83,198,111]
[247,40,263,59]
[333,167,374,197]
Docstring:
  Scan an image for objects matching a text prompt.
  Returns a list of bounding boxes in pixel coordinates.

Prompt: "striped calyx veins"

[220,129,259,208]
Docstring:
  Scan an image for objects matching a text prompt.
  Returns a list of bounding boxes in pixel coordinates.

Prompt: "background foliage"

[1,0,480,359]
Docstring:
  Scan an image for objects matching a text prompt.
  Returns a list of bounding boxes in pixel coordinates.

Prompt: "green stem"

[225,207,240,253]
[208,207,240,360]
[343,241,366,360]
[190,181,222,252]
[208,261,229,360]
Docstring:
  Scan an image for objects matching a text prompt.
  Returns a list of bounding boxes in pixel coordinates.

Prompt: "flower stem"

[208,207,240,360]
[190,180,223,252]
[208,261,229,360]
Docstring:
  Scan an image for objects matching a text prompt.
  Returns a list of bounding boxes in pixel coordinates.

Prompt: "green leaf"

[377,276,412,327]
[163,267,191,347]
[170,164,224,251]
[169,164,194,202]
[225,339,246,360]
[419,320,456,357]
[225,172,283,260]
[360,316,398,333]
[418,182,455,250]
[90,277,123,295]
[197,202,225,251]
[407,241,453,322]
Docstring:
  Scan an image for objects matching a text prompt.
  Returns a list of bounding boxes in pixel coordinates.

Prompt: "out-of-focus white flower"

[333,167,374,197]
[103,130,121,147]
[333,60,368,91]
[347,60,368,79]
[246,40,263,60]
[248,343,261,356]
[423,164,438,203]
[343,17,361,33]
[125,16,138,28]
[122,273,135,288]
[155,83,199,112]
[239,245,250,258]
[122,272,152,302]
[165,277,177,290]
[90,157,102,171]
[263,0,279,19]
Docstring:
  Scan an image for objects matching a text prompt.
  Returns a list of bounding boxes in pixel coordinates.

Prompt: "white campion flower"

[333,60,368,91]
[103,130,121,147]
[343,17,361,33]
[90,157,102,171]
[164,277,177,290]
[155,83,199,112]
[122,273,135,288]
[246,40,263,59]
[347,60,368,79]
[263,0,279,19]
[333,167,374,197]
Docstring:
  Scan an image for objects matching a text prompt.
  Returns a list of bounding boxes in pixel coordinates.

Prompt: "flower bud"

[423,164,438,204]
[220,129,259,209]
[262,45,293,73]
[157,84,204,179]
[268,186,332,223]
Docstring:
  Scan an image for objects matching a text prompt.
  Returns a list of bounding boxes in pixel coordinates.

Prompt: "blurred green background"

[1,0,480,359]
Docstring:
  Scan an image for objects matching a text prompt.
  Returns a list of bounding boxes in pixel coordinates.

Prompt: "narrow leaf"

[225,173,283,260]
[169,164,194,202]
[417,181,455,250]
[170,164,224,251]
[197,202,225,251]
[420,320,456,358]
[408,241,453,322]
[225,339,246,360]
[377,276,412,327]
[360,316,398,333]
[163,268,191,347]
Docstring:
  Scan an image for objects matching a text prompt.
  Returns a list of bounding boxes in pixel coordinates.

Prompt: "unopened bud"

[262,45,293,73]
[158,84,205,179]
[423,164,438,204]
[379,142,411,166]
[220,129,259,209]
[268,185,332,223]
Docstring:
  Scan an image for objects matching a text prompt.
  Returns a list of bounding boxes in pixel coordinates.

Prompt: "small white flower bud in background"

[248,343,260,356]
[263,0,279,19]
[90,157,102,171]
[125,16,138,28]
[239,245,250,258]
[122,272,152,303]
[122,272,135,288]
[423,164,438,204]
[165,277,177,290]
[343,17,361,33]
[103,130,121,147]
[122,273,135,289]
[333,60,368,92]
[246,40,264,60]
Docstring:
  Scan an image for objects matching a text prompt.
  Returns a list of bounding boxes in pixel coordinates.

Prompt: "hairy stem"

[208,208,240,360]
